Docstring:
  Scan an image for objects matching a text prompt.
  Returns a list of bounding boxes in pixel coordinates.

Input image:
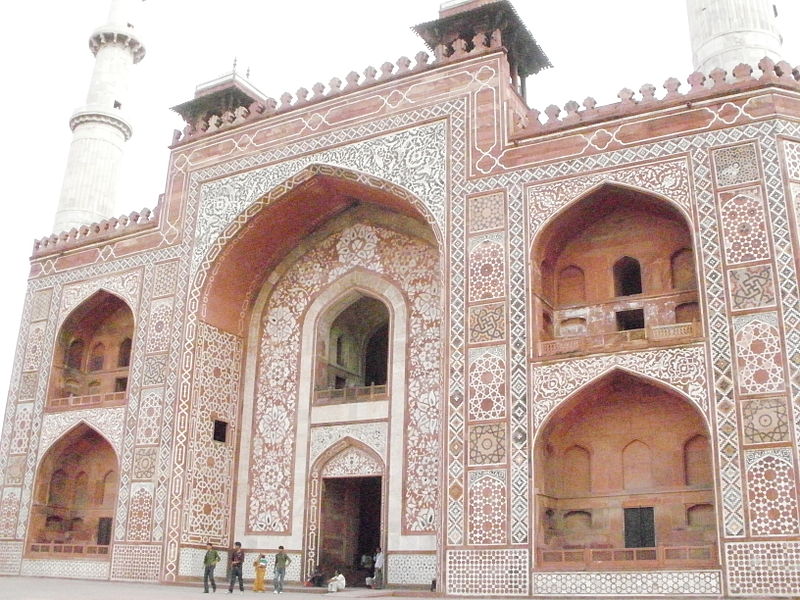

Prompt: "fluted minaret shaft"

[53,0,145,234]
[687,0,783,75]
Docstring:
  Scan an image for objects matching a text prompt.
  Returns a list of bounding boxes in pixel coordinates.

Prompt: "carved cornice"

[69,108,133,140]
[89,28,146,64]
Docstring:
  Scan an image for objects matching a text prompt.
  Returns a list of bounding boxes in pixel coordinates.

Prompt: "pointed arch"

[195,164,442,336]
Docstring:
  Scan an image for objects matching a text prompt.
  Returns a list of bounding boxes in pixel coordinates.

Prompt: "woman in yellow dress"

[253,554,268,592]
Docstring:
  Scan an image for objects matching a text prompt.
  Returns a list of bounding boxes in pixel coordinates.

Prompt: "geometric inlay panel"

[745,448,800,536]
[719,186,771,265]
[132,446,158,480]
[468,303,506,343]
[532,570,722,596]
[141,354,168,386]
[467,471,507,546]
[446,549,528,595]
[468,191,506,233]
[386,553,436,585]
[20,558,110,579]
[4,455,25,485]
[726,541,800,596]
[468,423,506,466]
[727,264,775,310]
[110,543,162,582]
[741,396,790,444]
[0,541,23,575]
[467,347,506,421]
[733,313,785,396]
[711,143,760,188]
[468,239,506,302]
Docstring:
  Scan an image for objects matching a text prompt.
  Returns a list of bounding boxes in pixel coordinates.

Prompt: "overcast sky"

[1,1,799,419]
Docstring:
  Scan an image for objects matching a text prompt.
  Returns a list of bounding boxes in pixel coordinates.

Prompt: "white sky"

[1,1,799,419]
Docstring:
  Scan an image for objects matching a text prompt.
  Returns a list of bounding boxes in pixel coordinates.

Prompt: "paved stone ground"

[0,578,425,600]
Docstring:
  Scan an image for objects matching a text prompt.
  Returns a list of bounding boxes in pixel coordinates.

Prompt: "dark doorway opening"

[364,324,389,386]
[614,256,643,296]
[616,309,645,331]
[624,506,655,548]
[97,517,113,546]
[319,476,381,586]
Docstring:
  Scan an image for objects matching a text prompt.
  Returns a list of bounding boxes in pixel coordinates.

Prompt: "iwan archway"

[534,370,718,571]
[305,438,385,585]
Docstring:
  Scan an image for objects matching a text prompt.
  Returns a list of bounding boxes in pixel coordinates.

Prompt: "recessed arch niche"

[28,423,118,556]
[534,370,718,570]
[531,184,700,355]
[49,290,134,408]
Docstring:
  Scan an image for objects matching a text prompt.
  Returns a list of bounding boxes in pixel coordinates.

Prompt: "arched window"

[562,445,591,496]
[684,434,712,487]
[335,335,345,366]
[622,440,652,490]
[72,472,88,507]
[88,343,105,372]
[557,265,586,305]
[671,248,696,290]
[686,503,714,527]
[117,338,132,367]
[65,340,84,370]
[48,470,68,506]
[563,510,592,530]
[614,257,643,296]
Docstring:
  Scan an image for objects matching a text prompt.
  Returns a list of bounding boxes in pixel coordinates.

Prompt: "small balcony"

[46,391,127,412]
[314,384,388,405]
[538,543,717,570]
[538,321,701,358]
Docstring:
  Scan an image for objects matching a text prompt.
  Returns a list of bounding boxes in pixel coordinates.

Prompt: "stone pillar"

[53,0,145,234]
[687,0,783,75]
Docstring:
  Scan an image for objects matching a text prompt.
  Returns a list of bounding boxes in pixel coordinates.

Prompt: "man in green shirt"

[203,542,221,593]
[273,545,291,593]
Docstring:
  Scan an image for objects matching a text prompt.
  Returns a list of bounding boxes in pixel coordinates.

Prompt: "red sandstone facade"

[2,1,800,596]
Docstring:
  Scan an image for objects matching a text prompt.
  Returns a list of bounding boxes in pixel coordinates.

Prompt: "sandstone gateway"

[2,0,800,596]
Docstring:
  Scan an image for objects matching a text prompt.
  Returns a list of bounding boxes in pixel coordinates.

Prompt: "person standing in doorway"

[273,545,291,593]
[203,542,221,593]
[228,541,245,593]
[373,547,384,589]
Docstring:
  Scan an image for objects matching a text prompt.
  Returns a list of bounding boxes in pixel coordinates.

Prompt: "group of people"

[202,543,385,594]
[202,542,291,594]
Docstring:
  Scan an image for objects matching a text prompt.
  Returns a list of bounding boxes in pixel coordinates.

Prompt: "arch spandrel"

[58,273,142,326]
[531,346,709,428]
[38,409,126,461]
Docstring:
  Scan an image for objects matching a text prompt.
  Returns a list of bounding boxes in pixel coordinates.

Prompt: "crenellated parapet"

[514,57,800,138]
[33,207,157,257]
[171,30,505,145]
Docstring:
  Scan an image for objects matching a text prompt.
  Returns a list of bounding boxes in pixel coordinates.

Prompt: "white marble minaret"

[53,0,145,234]
[686,0,783,75]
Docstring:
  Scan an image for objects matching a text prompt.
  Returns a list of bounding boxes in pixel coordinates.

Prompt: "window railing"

[538,544,716,570]
[314,384,388,404]
[28,542,110,558]
[46,391,127,411]
[539,321,701,357]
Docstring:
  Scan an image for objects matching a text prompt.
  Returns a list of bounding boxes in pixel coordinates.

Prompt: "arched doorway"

[27,424,118,559]
[305,439,385,586]
[532,184,700,357]
[534,370,718,570]
[48,291,134,411]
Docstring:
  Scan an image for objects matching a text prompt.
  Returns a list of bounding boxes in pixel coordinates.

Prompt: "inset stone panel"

[532,570,721,596]
[733,313,785,395]
[111,543,162,582]
[726,541,800,596]
[467,347,506,421]
[745,448,800,536]
[468,238,506,302]
[132,446,158,480]
[727,264,775,310]
[741,396,790,444]
[0,489,20,538]
[468,423,506,466]
[135,388,164,446]
[126,484,155,541]
[719,186,771,265]
[467,471,507,545]
[712,142,760,187]
[446,548,528,595]
[468,191,506,233]
[386,553,436,585]
[468,303,506,344]
[4,455,24,485]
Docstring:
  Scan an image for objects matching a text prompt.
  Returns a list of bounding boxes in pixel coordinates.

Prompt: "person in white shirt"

[327,569,346,593]
[373,547,385,589]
